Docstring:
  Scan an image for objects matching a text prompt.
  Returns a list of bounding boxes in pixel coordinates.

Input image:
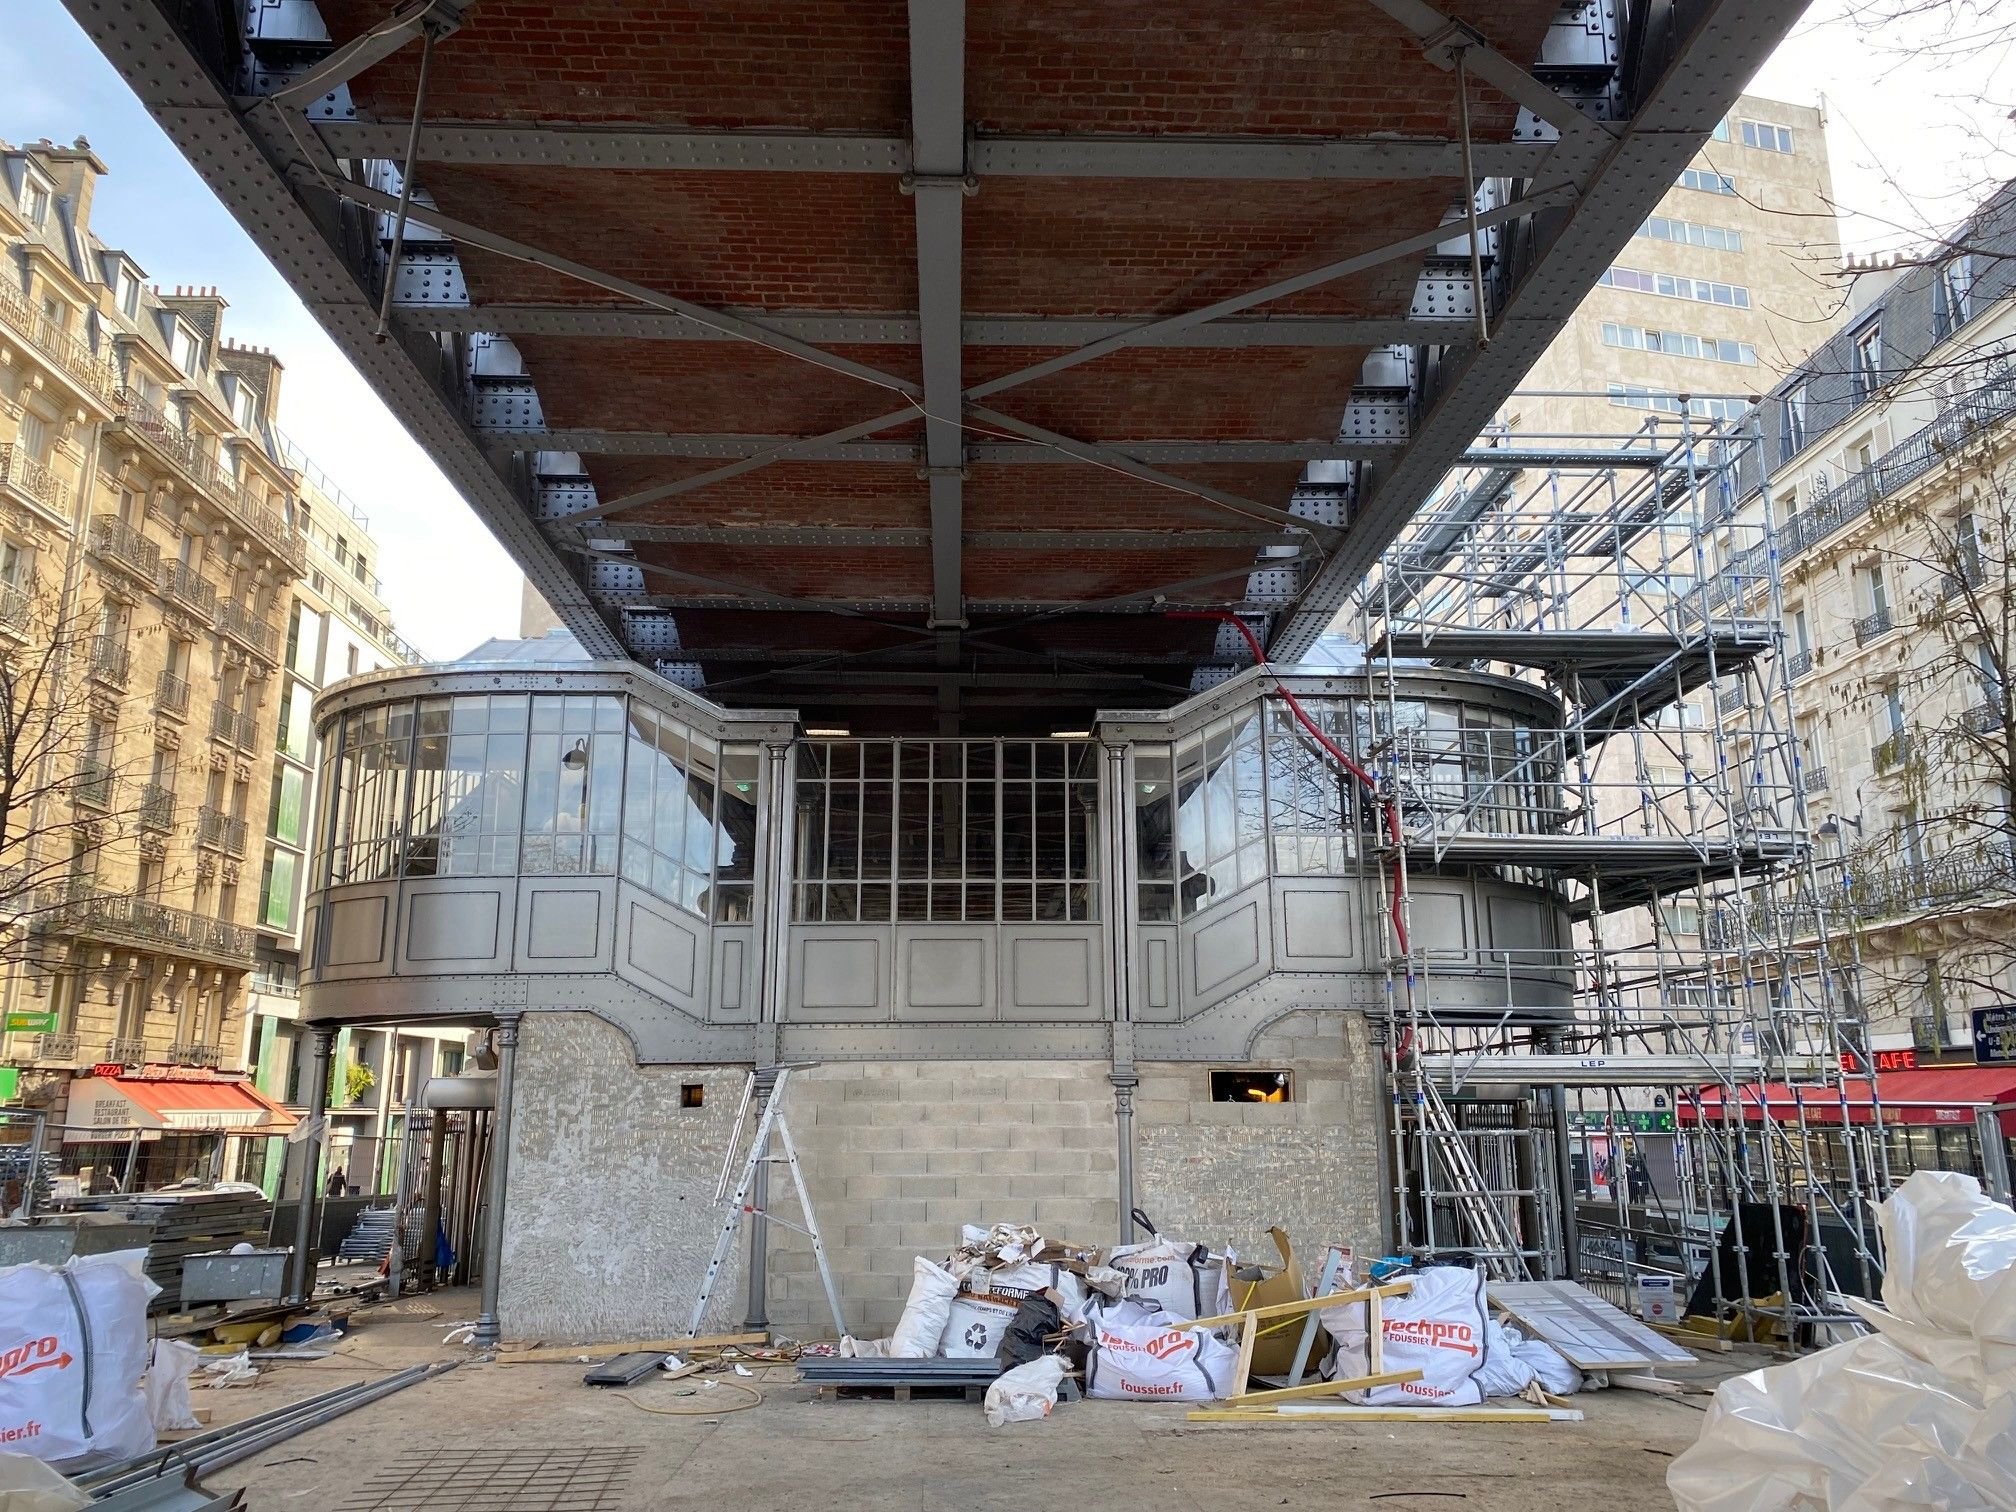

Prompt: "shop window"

[1211,1070,1292,1103]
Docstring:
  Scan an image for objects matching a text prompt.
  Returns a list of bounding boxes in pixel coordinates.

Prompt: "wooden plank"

[496,1330,767,1363]
[1179,1281,1415,1332]
[1187,1405,1582,1423]
[1226,1367,1421,1406]
[1232,1311,1257,1391]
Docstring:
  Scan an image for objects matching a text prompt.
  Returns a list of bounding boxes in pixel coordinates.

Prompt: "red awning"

[64,1075,297,1141]
[1681,1069,2016,1135]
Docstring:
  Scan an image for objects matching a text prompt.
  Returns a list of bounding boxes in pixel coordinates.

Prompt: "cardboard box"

[1220,1227,1329,1378]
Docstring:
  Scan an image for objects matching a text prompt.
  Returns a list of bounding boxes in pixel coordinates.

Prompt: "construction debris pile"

[803,1218,1649,1423]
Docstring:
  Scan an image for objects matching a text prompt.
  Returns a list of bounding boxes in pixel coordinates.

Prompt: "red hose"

[1168,611,1411,955]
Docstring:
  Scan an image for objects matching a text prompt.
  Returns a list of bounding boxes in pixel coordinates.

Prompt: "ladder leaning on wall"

[686,1066,847,1340]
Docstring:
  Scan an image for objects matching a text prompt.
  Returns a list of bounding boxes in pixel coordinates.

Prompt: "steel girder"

[65,0,1811,729]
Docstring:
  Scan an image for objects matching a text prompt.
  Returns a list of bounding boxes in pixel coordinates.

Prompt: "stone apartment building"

[1713,181,2016,1082]
[0,137,305,1159]
[236,450,469,1195]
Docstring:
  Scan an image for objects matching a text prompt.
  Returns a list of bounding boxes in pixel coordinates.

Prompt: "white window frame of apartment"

[232,381,258,429]
[0,538,33,592]
[1711,118,1731,142]
[16,409,52,463]
[1935,254,1974,338]
[170,320,203,378]
[1788,604,1811,656]
[1639,214,1743,253]
[1860,559,1890,619]
[1853,321,1883,399]
[1677,167,1737,196]
[115,268,140,318]
[1780,383,1808,460]
[19,170,51,227]
[1740,119,1795,153]
[1975,638,2004,708]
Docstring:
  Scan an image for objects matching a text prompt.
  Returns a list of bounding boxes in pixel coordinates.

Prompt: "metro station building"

[68,0,1814,1340]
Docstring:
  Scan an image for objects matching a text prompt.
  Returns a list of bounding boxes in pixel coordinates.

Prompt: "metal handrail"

[139,783,176,832]
[1961,703,2006,734]
[0,443,65,512]
[90,515,160,579]
[209,703,259,749]
[1786,648,1813,680]
[159,559,217,615]
[1873,730,1913,771]
[88,636,129,687]
[38,888,255,967]
[0,580,30,631]
[216,599,280,660]
[73,761,115,809]
[1708,835,2016,945]
[155,670,190,716]
[1801,766,1828,793]
[197,806,248,857]
[0,282,119,400]
[1853,607,1893,646]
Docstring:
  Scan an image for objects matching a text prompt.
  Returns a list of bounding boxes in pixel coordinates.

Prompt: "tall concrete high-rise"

[1505,95,1841,442]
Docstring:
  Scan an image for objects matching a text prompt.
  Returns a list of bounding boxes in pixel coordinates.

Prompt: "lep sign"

[1973,1005,2016,1067]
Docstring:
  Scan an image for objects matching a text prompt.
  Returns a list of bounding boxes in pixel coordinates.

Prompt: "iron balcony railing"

[1873,731,1914,771]
[1941,556,1986,601]
[73,761,114,810]
[28,1032,78,1063]
[155,670,190,718]
[216,599,279,661]
[88,635,129,688]
[1962,703,2007,734]
[1853,607,1894,645]
[159,559,217,616]
[1705,836,2016,947]
[108,389,309,577]
[0,579,30,633]
[139,783,175,833]
[210,703,259,749]
[167,1040,222,1069]
[1802,765,1829,793]
[197,805,247,858]
[1716,683,1746,714]
[0,282,119,402]
[1787,648,1813,680]
[37,888,256,968]
[104,1036,148,1066]
[90,514,160,581]
[0,443,65,515]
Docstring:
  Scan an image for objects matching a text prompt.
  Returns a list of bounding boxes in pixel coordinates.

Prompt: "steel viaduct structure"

[70,0,1802,735]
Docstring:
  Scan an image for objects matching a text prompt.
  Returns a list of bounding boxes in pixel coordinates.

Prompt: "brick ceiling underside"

[321,0,1565,729]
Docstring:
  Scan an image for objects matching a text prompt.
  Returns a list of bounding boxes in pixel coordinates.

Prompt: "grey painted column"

[1110,1072,1138,1242]
[473,1015,522,1348]
[418,1108,447,1290]
[286,1026,336,1304]
[742,1067,779,1329]
[1101,739,1139,1241]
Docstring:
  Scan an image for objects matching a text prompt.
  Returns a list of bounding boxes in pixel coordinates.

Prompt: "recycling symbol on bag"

[965,1323,988,1349]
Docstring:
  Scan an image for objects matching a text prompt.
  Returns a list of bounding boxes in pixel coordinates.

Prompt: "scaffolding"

[1353,405,1890,1343]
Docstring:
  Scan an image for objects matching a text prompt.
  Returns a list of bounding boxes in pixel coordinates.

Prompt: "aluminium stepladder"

[685,1066,848,1339]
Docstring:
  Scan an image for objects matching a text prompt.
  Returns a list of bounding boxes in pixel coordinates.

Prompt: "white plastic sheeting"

[984,1356,1070,1426]
[1669,1172,2016,1511]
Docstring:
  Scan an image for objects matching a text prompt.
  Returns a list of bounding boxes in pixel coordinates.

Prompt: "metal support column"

[418,1108,447,1290]
[742,1068,778,1329]
[473,1014,522,1349]
[1111,1072,1138,1241]
[286,1026,336,1305]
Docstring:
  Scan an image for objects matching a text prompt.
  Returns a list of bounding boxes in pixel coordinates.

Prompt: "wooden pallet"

[814,1381,988,1403]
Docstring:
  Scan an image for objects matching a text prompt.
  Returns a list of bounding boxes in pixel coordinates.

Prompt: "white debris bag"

[143,1339,202,1434]
[984,1355,1070,1426]
[888,1257,960,1359]
[0,1253,157,1467]
[1668,1172,2016,1512]
[1512,1334,1583,1397]
[1104,1238,1225,1322]
[939,1292,1022,1359]
[1084,1299,1237,1401]
[1327,1264,1489,1407]
[1474,1319,1539,1399]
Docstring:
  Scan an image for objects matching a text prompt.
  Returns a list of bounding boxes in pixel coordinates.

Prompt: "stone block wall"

[498,1011,751,1342]
[495,1009,1387,1344]
[1133,1010,1386,1271]
[764,1061,1121,1339]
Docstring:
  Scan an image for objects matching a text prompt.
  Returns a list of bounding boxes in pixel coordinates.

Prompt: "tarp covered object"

[1668,1172,2016,1511]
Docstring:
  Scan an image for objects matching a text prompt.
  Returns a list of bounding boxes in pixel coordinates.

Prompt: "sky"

[1,0,2011,664]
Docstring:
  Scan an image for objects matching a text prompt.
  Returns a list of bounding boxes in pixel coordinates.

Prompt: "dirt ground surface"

[186,1286,1761,1511]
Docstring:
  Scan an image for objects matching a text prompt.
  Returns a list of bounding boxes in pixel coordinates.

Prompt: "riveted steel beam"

[1267,0,1811,660]
[488,429,1402,464]
[401,305,1471,349]
[311,119,1552,178]
[582,524,1296,550]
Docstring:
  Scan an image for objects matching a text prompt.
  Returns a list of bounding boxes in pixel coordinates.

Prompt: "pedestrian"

[325,1165,347,1197]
